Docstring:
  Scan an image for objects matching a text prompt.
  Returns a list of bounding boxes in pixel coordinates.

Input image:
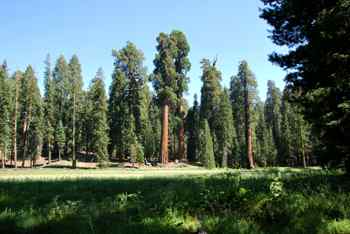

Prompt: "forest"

[0,0,349,233]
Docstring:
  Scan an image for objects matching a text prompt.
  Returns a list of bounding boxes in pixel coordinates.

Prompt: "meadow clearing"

[0,167,349,234]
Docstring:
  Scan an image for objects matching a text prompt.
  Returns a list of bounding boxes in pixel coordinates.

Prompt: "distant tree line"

[0,27,339,169]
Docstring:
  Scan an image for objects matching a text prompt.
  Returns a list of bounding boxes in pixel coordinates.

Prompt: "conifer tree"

[264,80,282,160]
[170,31,191,160]
[88,68,109,167]
[53,56,70,159]
[238,61,257,169]
[216,89,236,167]
[152,32,178,164]
[185,94,200,162]
[55,120,65,161]
[10,71,21,168]
[68,55,83,168]
[198,119,215,169]
[109,42,149,159]
[43,54,55,164]
[199,58,222,164]
[0,63,11,168]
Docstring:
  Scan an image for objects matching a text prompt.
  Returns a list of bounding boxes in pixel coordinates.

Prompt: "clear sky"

[0,0,287,103]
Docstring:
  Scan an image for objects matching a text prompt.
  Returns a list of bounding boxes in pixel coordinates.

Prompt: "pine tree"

[68,55,83,168]
[199,58,222,165]
[0,63,11,168]
[10,71,21,168]
[88,68,109,167]
[260,0,350,171]
[43,54,55,164]
[198,119,215,169]
[109,42,149,160]
[55,120,65,161]
[18,66,43,167]
[216,89,236,167]
[264,80,282,162]
[185,94,200,162]
[53,55,70,159]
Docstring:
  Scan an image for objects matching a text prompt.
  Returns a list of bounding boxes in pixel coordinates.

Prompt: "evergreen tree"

[264,80,282,162]
[152,32,178,164]
[53,55,70,159]
[68,55,83,168]
[18,66,43,167]
[10,71,21,168]
[216,89,236,167]
[229,74,246,165]
[230,61,257,168]
[43,54,55,164]
[199,58,222,165]
[260,0,350,171]
[55,120,65,161]
[0,63,11,168]
[170,31,191,160]
[109,42,149,159]
[198,119,215,169]
[185,94,200,162]
[88,68,109,167]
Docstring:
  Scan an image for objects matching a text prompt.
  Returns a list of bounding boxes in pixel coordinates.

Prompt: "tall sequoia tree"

[170,31,191,160]
[237,61,257,169]
[11,71,22,168]
[152,32,178,164]
[260,0,350,171]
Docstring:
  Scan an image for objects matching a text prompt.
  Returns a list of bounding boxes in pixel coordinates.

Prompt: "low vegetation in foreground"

[1,168,350,234]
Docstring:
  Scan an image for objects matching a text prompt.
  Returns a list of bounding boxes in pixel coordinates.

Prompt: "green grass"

[0,167,349,234]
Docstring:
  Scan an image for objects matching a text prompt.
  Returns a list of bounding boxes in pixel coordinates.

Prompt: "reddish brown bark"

[178,123,185,160]
[243,75,255,169]
[160,103,169,164]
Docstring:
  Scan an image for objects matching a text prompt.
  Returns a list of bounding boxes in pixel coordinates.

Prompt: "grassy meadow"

[0,167,350,234]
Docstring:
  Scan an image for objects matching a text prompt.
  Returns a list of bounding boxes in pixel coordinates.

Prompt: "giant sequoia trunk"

[72,93,77,169]
[244,78,255,169]
[160,102,169,164]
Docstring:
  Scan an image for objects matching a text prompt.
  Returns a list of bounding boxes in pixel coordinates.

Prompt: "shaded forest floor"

[0,168,350,234]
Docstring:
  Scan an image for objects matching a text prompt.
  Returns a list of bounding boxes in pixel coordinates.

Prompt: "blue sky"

[1,0,287,103]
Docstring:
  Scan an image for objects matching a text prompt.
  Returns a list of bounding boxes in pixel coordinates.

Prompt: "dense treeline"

[3,23,343,169]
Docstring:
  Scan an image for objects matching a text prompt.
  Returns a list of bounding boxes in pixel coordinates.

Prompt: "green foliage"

[185,94,200,162]
[88,68,109,166]
[0,63,11,163]
[260,0,350,171]
[198,119,215,169]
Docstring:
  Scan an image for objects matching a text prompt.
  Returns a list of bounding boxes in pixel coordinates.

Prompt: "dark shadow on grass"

[0,171,349,234]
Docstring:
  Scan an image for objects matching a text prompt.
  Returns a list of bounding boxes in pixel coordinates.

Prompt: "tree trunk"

[178,123,185,161]
[21,118,28,168]
[58,148,61,161]
[247,127,254,168]
[11,73,19,168]
[72,93,77,169]
[244,76,254,169]
[1,149,4,168]
[160,102,169,164]
[48,141,51,164]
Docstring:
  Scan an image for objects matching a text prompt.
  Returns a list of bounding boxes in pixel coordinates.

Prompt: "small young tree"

[199,119,215,169]
[55,120,65,161]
